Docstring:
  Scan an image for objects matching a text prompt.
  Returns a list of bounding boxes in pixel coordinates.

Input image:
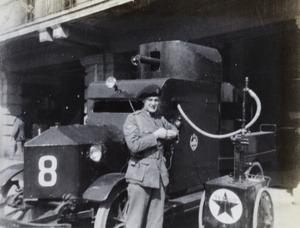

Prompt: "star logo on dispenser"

[209,189,243,224]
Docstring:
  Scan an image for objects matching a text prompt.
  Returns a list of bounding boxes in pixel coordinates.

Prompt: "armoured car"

[0,41,275,227]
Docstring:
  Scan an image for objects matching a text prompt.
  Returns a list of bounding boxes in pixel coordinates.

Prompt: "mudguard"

[0,163,24,187]
[83,173,126,202]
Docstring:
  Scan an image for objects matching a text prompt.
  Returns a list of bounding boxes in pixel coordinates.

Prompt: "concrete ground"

[269,187,300,228]
[267,167,300,228]
[0,157,300,227]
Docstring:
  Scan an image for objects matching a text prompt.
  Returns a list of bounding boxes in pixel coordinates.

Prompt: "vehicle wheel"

[198,191,205,228]
[0,176,28,220]
[253,188,274,228]
[94,186,128,228]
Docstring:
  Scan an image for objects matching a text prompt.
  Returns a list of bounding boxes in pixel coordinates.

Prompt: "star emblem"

[209,189,243,224]
[213,192,238,218]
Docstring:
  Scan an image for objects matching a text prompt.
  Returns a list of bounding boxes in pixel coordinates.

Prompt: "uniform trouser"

[11,141,24,158]
[125,183,166,228]
[16,141,24,154]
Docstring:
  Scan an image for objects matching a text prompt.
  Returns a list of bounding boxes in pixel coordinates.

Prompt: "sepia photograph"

[0,0,299,227]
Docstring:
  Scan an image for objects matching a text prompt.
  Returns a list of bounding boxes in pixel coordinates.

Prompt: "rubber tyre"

[94,186,128,228]
[198,190,205,228]
[253,188,274,228]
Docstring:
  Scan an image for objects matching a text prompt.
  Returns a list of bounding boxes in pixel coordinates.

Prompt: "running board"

[164,191,203,219]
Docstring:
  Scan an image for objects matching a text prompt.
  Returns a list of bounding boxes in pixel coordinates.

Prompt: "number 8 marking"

[38,155,57,187]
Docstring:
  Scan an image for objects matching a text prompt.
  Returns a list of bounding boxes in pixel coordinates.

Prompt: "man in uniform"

[123,84,178,228]
[10,112,26,160]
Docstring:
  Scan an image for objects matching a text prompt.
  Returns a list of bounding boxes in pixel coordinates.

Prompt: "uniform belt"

[131,148,161,160]
[146,152,161,159]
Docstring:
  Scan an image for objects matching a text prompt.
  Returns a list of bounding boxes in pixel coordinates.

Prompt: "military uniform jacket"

[123,109,178,189]
[11,117,25,141]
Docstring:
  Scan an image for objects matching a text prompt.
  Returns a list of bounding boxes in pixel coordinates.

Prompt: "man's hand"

[166,130,177,139]
[153,128,168,139]
[153,128,178,139]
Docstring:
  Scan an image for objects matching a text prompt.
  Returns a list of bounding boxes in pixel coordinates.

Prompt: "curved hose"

[177,89,261,139]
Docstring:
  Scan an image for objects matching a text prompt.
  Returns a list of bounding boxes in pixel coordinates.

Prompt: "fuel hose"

[177,89,261,139]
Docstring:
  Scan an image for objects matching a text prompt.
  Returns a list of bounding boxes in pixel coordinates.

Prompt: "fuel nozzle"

[243,77,249,92]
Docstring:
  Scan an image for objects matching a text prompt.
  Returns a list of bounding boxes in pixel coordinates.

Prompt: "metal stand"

[232,77,249,183]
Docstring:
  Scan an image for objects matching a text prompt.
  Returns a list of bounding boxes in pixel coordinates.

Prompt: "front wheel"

[94,186,128,228]
[0,171,51,224]
[198,191,205,228]
[0,172,24,218]
[253,188,274,228]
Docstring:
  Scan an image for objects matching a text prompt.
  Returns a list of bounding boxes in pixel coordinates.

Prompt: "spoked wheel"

[198,191,205,228]
[0,176,31,221]
[253,188,274,228]
[94,187,128,228]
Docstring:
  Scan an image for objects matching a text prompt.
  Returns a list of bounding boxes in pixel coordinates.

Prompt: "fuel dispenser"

[178,78,274,228]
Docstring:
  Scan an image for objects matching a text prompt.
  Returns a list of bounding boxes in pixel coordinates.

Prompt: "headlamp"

[105,76,122,93]
[105,76,117,89]
[89,145,103,162]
